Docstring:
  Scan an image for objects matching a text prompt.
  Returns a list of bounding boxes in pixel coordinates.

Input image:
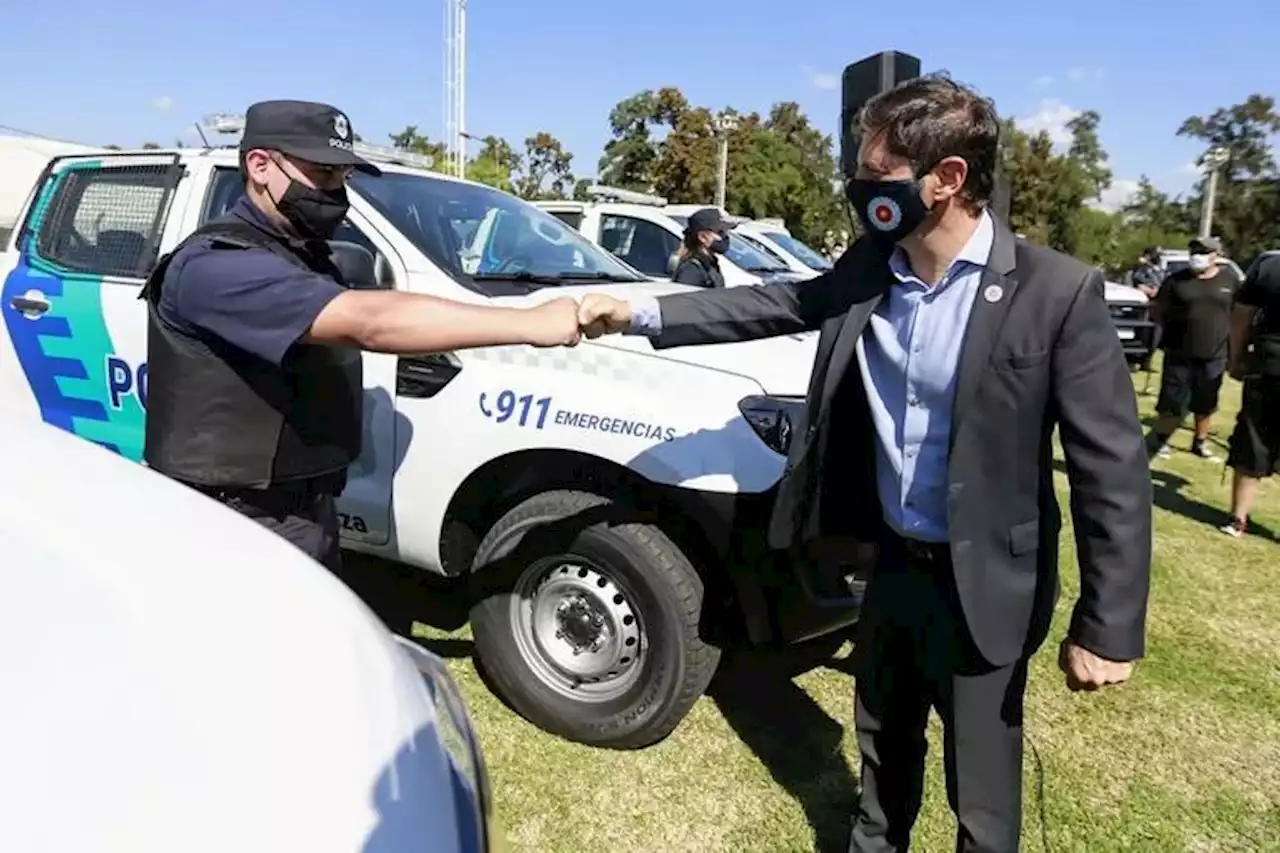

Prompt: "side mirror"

[328,241,378,290]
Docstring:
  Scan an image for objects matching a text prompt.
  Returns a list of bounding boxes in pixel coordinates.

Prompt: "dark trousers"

[849,539,1027,853]
[192,481,344,572]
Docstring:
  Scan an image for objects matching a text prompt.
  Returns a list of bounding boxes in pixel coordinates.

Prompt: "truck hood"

[1104,280,1149,305]
[503,279,818,395]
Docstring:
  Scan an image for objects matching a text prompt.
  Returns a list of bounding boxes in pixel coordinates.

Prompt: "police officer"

[670,208,729,288]
[141,100,580,569]
[1125,245,1164,298]
[1222,252,1280,536]
[1144,236,1240,461]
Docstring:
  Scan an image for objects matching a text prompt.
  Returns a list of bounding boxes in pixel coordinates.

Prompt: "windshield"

[666,214,789,273]
[349,172,643,283]
[762,231,832,271]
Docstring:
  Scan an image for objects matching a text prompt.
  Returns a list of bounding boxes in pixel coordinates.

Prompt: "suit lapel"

[819,261,894,411]
[950,221,1020,441]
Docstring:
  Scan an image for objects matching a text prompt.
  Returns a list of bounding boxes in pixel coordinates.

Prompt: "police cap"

[240,100,381,176]
[686,207,729,235]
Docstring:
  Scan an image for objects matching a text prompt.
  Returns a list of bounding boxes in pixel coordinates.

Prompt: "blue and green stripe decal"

[1,159,145,460]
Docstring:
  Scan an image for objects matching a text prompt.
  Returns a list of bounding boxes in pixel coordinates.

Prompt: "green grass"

[371,365,1280,853]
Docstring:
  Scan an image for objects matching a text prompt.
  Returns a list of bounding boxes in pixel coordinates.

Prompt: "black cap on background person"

[241,99,381,176]
[686,207,729,236]
[1189,236,1222,255]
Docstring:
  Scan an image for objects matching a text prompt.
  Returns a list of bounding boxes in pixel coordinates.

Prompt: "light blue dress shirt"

[626,212,996,544]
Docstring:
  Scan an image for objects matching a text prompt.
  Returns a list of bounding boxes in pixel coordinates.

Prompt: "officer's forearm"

[1228,304,1255,370]
[309,291,547,353]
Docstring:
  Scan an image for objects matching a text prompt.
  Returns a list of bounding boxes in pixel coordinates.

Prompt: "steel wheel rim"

[509,556,648,702]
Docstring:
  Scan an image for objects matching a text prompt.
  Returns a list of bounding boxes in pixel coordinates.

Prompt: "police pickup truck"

[0,135,856,750]
[533,186,812,286]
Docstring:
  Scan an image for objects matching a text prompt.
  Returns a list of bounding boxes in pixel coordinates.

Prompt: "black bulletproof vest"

[140,218,363,489]
[672,252,726,288]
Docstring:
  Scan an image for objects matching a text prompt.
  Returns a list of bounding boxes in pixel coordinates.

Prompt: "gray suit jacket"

[650,223,1152,666]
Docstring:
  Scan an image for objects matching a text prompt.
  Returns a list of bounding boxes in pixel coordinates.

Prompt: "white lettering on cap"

[329,138,354,151]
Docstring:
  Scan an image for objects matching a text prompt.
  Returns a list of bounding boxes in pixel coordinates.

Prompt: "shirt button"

[908,396,920,406]
[905,447,917,458]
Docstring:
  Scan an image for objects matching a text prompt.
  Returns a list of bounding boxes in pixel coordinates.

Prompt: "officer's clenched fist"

[578,294,633,339]
[524,297,583,347]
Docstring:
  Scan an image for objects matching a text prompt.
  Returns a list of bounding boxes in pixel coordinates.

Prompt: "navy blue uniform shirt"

[157,197,346,367]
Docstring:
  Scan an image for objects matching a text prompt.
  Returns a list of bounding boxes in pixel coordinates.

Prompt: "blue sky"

[3,0,1276,211]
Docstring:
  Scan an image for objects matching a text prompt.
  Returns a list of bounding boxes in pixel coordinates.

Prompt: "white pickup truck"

[0,141,857,750]
[533,187,811,287]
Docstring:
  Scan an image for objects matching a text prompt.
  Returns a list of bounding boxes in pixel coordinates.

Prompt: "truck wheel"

[468,490,720,749]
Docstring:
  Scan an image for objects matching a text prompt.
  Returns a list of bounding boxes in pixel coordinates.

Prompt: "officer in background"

[1222,252,1280,536]
[670,208,729,288]
[141,100,580,570]
[1144,236,1240,461]
[1125,246,1164,298]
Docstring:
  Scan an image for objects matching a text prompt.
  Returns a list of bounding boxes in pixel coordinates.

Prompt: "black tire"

[468,489,720,749]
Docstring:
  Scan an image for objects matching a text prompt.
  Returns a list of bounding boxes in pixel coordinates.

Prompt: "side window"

[545,210,583,230]
[598,215,678,278]
[29,162,181,280]
[203,167,390,288]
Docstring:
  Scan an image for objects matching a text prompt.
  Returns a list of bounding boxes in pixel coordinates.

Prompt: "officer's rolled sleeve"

[171,247,345,366]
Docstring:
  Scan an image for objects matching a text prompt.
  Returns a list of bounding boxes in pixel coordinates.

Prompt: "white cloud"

[152,96,174,112]
[1015,99,1082,146]
[1032,75,1055,87]
[1089,178,1141,213]
[1066,66,1105,82]
[804,66,839,91]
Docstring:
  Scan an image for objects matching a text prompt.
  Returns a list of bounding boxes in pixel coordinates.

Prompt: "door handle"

[10,293,50,317]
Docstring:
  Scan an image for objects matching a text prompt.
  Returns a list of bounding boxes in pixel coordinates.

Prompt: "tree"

[597,90,663,190]
[599,88,844,246]
[466,135,521,192]
[1177,94,1280,259]
[516,132,574,200]
[388,125,448,168]
[141,142,161,150]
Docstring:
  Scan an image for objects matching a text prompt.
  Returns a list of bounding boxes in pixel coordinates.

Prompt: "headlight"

[393,635,493,852]
[738,394,807,455]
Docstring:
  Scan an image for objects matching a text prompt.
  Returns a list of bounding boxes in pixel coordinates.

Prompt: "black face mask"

[275,179,350,241]
[710,234,730,254]
[845,177,932,246]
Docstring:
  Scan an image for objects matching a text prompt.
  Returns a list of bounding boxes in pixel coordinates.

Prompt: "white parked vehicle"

[730,217,833,275]
[0,137,852,749]
[0,414,493,853]
[533,187,808,287]
[1103,280,1157,364]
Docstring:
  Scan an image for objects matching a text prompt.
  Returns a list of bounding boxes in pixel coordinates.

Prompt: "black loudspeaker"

[840,51,922,177]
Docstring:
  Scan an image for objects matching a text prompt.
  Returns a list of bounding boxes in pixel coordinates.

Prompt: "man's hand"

[1058,640,1134,692]
[1138,285,1158,299]
[578,293,632,339]
[521,297,582,348]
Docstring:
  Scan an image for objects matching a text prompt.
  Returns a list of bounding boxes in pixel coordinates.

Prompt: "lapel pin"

[983,284,1004,304]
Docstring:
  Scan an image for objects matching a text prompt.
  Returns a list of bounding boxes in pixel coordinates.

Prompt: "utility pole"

[712,112,739,210]
[1198,145,1230,240]
[443,0,467,177]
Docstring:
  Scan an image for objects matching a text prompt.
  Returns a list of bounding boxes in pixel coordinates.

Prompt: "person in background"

[1144,236,1240,461]
[670,208,730,288]
[1125,246,1164,298]
[1221,253,1280,536]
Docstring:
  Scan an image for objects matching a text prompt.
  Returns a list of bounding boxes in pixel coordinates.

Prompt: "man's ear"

[242,149,273,187]
[930,156,969,203]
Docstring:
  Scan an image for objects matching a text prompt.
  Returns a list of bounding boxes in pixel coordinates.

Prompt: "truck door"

[199,167,397,547]
[0,154,184,458]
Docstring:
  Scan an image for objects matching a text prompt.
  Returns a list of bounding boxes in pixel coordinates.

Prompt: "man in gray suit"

[578,74,1152,853]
